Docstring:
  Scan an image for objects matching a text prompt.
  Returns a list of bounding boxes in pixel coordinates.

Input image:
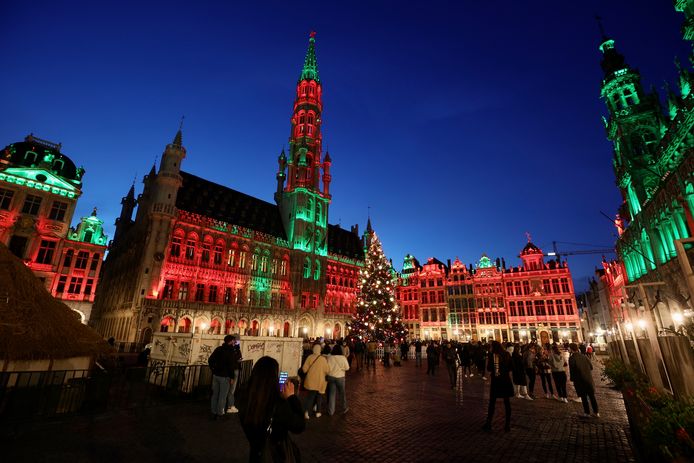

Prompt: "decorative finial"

[179,115,185,131]
[309,31,316,39]
[91,207,98,217]
[525,231,532,243]
[595,15,607,40]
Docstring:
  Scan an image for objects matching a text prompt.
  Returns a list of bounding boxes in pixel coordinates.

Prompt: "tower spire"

[299,31,320,82]
[172,116,184,147]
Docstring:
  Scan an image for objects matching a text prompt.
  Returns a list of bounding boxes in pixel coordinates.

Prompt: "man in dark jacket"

[443,341,458,388]
[569,343,599,417]
[209,335,238,419]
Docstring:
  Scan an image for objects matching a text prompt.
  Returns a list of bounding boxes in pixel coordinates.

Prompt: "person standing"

[550,343,568,403]
[511,344,531,400]
[569,343,599,417]
[537,347,555,399]
[400,341,409,362]
[443,341,458,388]
[366,339,378,370]
[459,343,472,378]
[301,344,330,419]
[226,337,243,414]
[326,344,350,415]
[414,340,423,367]
[522,345,537,399]
[426,342,438,375]
[474,342,487,380]
[354,338,365,371]
[237,356,305,462]
[483,341,514,432]
[208,335,237,419]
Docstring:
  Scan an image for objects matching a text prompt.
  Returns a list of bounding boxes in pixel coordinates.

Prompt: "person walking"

[225,337,243,414]
[208,335,238,419]
[326,344,350,415]
[537,347,555,399]
[569,343,599,417]
[460,343,472,378]
[443,341,458,388]
[301,344,330,419]
[237,356,305,462]
[550,343,568,403]
[511,344,531,400]
[482,341,514,432]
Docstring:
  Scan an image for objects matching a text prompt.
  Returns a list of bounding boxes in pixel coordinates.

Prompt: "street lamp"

[520,329,528,342]
[638,319,647,330]
[302,327,308,338]
[672,312,684,325]
[327,328,332,339]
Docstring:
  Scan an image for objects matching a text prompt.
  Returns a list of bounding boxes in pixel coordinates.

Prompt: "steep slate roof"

[327,224,363,259]
[177,171,287,239]
[177,171,363,260]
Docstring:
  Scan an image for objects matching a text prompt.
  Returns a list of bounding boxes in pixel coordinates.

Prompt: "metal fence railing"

[0,360,254,422]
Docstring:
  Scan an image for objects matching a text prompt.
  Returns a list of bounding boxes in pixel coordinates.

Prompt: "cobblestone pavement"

[2,354,636,463]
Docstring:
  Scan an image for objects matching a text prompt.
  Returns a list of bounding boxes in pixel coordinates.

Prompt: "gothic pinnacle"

[299,31,320,83]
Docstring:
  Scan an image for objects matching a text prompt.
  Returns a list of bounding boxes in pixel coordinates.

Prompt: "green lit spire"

[299,31,320,83]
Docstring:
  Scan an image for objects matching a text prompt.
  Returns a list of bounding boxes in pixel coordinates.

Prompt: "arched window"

[303,257,311,278]
[160,316,175,332]
[24,151,38,164]
[314,259,321,280]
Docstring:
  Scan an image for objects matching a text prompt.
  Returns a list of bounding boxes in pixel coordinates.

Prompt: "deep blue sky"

[1,1,690,291]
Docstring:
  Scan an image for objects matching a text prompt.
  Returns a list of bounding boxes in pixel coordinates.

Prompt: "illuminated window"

[36,240,56,264]
[280,259,287,276]
[178,282,189,300]
[224,288,232,304]
[163,280,175,299]
[271,258,278,274]
[0,188,13,210]
[303,258,311,278]
[314,259,321,280]
[185,240,195,260]
[252,254,258,271]
[239,251,246,268]
[170,236,182,257]
[227,249,236,267]
[48,201,68,221]
[22,194,42,215]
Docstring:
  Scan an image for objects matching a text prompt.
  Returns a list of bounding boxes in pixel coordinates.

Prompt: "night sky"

[1,1,690,291]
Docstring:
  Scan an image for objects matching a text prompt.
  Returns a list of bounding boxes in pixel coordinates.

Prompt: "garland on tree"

[348,232,407,342]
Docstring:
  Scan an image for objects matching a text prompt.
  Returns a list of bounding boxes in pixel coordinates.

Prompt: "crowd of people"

[210,335,600,461]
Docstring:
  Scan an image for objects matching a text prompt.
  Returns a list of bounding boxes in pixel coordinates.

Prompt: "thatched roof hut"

[0,242,111,370]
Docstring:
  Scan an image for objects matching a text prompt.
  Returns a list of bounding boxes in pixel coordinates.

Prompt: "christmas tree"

[349,232,408,342]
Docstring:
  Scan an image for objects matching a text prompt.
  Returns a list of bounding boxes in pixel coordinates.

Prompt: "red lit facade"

[0,135,108,323]
[90,34,364,344]
[396,240,583,343]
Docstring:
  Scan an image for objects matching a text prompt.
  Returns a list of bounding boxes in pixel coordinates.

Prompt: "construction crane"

[545,241,616,262]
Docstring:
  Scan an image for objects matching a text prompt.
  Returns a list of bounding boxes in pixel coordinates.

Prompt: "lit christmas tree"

[349,232,407,342]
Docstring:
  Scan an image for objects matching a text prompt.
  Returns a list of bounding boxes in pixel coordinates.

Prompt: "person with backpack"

[208,335,238,419]
[301,344,330,419]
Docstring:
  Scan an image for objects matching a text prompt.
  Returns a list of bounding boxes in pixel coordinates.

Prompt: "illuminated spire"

[299,31,320,82]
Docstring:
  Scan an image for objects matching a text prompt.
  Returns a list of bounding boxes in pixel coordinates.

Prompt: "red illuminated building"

[0,135,108,322]
[89,34,365,344]
[396,238,582,343]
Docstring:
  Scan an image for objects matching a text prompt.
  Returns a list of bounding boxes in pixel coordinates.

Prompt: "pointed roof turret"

[596,18,629,77]
[126,182,135,200]
[366,216,373,233]
[172,116,184,148]
[324,151,331,163]
[299,31,320,83]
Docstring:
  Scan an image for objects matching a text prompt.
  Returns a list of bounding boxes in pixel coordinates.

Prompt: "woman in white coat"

[326,344,350,415]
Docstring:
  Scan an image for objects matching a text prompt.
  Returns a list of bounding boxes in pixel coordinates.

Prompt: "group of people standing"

[299,340,351,418]
[484,341,600,432]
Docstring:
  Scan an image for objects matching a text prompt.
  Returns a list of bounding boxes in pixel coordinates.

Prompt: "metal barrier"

[0,359,254,422]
